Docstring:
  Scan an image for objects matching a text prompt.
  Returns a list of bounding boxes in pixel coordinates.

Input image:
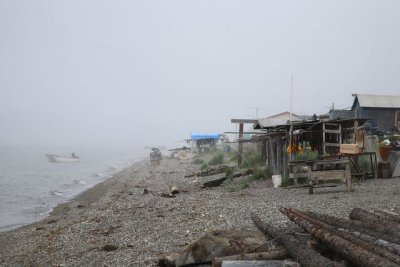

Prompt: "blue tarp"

[191,133,220,140]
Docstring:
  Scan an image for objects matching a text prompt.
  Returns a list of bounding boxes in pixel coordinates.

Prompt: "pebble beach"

[1,157,400,266]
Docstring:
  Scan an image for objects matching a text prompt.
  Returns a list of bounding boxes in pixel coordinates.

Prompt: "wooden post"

[322,121,326,155]
[267,137,272,170]
[271,138,277,174]
[276,138,282,174]
[345,163,352,191]
[230,119,258,167]
[238,123,244,167]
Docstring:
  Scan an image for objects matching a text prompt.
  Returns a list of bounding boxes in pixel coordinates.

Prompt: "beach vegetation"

[240,151,264,169]
[227,187,237,192]
[227,152,238,162]
[192,157,205,165]
[208,152,224,165]
[251,167,272,180]
[296,149,318,160]
[241,179,250,189]
[224,166,235,178]
[201,162,209,171]
[348,157,370,179]
[281,175,292,187]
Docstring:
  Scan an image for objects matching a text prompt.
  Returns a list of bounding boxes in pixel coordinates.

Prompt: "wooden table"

[289,159,351,194]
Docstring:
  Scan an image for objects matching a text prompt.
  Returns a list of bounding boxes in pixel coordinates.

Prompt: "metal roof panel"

[357,94,400,108]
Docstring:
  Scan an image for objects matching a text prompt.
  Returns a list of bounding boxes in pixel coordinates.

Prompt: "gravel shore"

[1,157,399,266]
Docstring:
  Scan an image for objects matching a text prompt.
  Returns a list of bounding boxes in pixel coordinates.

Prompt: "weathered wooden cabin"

[350,93,400,133]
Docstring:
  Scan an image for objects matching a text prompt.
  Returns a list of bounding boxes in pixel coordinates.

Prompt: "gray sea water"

[0,146,145,232]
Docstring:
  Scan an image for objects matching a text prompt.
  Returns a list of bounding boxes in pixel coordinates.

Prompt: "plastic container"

[272,174,282,188]
[379,145,391,161]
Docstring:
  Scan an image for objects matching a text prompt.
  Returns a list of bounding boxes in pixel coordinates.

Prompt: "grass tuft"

[208,152,224,165]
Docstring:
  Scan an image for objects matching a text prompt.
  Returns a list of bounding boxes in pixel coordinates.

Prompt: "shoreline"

[1,157,400,266]
[0,146,144,234]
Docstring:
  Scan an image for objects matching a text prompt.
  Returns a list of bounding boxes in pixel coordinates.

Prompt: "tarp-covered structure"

[190,133,221,153]
[190,133,221,140]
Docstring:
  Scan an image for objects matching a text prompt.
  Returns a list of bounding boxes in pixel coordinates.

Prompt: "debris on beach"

[134,185,181,198]
[202,169,253,188]
[158,230,286,267]
[253,207,400,267]
[159,207,400,267]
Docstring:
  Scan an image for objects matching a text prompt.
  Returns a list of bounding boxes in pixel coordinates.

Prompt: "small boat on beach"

[45,153,80,163]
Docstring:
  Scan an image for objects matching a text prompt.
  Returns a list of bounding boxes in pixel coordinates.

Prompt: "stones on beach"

[171,185,180,195]
[159,185,181,198]
[5,158,400,267]
[160,193,176,198]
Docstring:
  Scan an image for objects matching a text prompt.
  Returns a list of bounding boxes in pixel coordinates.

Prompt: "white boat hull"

[45,154,80,163]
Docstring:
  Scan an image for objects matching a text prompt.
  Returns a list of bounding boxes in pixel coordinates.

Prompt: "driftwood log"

[373,209,400,224]
[303,210,400,244]
[282,207,400,265]
[349,208,400,229]
[251,214,344,267]
[202,170,252,188]
[212,250,289,267]
[280,208,399,267]
[203,177,229,188]
[185,165,232,178]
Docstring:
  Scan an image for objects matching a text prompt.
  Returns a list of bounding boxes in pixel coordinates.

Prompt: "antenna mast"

[290,73,293,122]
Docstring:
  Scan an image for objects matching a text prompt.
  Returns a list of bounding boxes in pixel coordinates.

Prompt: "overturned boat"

[45,153,80,163]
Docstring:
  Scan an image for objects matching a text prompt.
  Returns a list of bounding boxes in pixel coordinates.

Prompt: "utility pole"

[290,73,293,122]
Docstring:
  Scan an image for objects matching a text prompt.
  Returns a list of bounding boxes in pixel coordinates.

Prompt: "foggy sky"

[1,0,400,148]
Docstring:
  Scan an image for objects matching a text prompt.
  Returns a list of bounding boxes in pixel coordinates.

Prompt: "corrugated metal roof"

[257,112,304,128]
[356,94,400,108]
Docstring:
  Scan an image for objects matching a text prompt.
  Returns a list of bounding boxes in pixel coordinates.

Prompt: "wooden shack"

[253,118,368,178]
[190,133,221,153]
[350,93,400,134]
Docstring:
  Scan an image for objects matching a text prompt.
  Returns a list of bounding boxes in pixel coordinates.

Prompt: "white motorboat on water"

[45,153,80,163]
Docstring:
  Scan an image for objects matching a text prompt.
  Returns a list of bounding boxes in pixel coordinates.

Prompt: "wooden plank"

[324,123,341,127]
[324,143,341,147]
[283,183,338,189]
[290,172,309,179]
[212,251,289,267]
[231,119,258,124]
[324,130,341,134]
[311,170,349,181]
[221,260,300,267]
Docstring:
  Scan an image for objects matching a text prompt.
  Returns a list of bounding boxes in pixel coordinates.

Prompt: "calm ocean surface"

[0,146,145,232]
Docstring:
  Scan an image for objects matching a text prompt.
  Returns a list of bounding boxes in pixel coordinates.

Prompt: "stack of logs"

[252,207,400,267]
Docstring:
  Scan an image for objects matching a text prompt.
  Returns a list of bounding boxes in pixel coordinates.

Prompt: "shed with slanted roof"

[352,93,400,134]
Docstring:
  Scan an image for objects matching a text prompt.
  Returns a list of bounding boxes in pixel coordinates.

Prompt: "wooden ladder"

[322,121,342,155]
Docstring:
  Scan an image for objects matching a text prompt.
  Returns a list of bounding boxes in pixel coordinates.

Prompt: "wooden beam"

[231,119,258,124]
